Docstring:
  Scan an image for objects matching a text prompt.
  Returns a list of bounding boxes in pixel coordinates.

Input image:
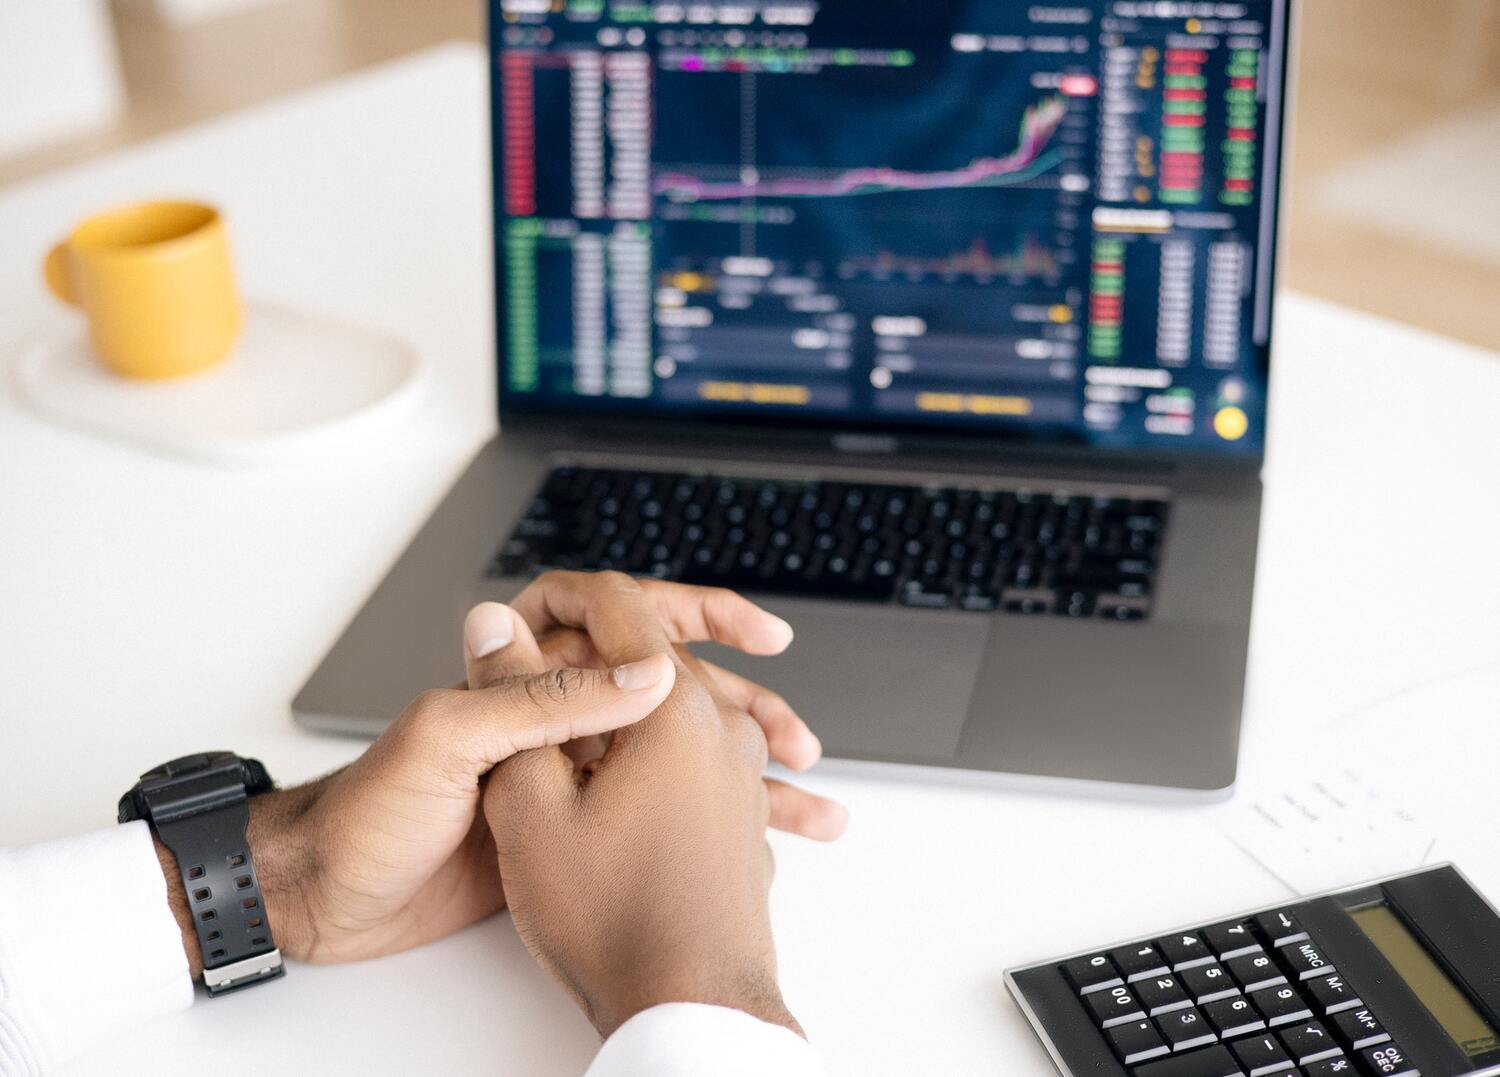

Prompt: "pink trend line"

[654,95,1066,202]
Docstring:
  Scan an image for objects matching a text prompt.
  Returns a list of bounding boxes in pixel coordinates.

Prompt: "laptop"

[295,0,1293,795]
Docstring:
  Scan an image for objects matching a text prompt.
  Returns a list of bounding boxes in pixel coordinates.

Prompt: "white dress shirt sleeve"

[0,821,193,1075]
[587,1003,825,1077]
[0,827,823,1077]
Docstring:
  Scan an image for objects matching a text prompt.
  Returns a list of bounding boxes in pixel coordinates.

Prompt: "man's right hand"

[473,571,842,1039]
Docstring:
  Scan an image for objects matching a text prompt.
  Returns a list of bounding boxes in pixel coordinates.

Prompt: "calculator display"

[1352,903,1500,1059]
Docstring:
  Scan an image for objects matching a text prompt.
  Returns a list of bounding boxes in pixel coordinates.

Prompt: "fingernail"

[770,614,795,646]
[611,654,670,691]
[464,602,514,659]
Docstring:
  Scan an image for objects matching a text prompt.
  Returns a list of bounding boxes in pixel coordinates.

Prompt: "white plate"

[12,301,426,464]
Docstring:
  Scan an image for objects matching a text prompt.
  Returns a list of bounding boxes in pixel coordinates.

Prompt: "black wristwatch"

[119,752,286,996]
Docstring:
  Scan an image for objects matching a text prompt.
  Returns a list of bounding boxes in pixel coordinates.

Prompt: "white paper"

[1217,664,1500,897]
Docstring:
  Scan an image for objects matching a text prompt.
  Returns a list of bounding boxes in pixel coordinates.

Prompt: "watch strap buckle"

[204,948,285,996]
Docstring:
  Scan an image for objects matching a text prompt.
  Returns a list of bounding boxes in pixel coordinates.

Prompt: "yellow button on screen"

[1214,406,1249,441]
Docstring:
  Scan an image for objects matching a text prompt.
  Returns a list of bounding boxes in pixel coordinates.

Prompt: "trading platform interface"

[494,0,1285,454]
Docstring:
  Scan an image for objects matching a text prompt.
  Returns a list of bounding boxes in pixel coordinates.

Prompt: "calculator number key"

[1203,995,1266,1039]
[1181,962,1240,1004]
[1136,973,1193,1016]
[1356,1040,1418,1076]
[1087,983,1147,1028]
[1112,942,1172,982]
[1228,951,1288,992]
[1157,931,1215,971]
[1106,1017,1170,1065]
[1250,984,1314,1027]
[1159,1005,1217,1053]
[1205,919,1262,960]
[1065,952,1124,994]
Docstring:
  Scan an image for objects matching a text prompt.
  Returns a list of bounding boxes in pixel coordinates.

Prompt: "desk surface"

[2,45,1498,1077]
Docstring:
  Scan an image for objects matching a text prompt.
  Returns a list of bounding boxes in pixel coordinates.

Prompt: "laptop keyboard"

[487,466,1168,620]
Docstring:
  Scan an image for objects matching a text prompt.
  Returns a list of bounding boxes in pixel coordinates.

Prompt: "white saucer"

[12,302,426,464]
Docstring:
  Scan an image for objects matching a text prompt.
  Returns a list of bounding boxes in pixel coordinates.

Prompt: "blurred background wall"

[3,0,1496,352]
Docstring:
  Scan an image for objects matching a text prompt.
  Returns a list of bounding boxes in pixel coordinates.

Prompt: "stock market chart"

[494,0,1285,453]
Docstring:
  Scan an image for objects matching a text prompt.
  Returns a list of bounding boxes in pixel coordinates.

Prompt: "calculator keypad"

[1056,908,1420,1076]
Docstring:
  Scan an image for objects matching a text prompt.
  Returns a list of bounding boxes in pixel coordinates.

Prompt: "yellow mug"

[43,200,242,379]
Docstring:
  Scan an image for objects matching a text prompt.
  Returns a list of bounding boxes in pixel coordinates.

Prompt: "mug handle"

[43,243,78,306]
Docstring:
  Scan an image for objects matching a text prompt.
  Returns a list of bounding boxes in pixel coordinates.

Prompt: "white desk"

[2,45,1498,1076]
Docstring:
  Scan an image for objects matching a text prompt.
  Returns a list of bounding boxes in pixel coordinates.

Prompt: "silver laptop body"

[296,0,1293,795]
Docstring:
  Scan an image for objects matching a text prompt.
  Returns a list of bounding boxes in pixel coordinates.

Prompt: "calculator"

[1005,865,1500,1076]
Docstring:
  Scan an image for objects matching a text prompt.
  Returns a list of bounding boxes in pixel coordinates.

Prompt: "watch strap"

[129,754,284,995]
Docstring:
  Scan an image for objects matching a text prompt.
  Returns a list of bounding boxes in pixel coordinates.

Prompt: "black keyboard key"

[1132,1043,1241,1077]
[1330,1008,1388,1050]
[1279,1019,1343,1065]
[1307,972,1363,1016]
[1255,909,1311,949]
[1158,1005,1218,1053]
[1107,1018,1171,1066]
[1002,590,1053,614]
[1249,985,1313,1028]
[1181,962,1240,1004]
[1136,973,1193,1016]
[1112,942,1172,983]
[1355,1040,1417,1076]
[958,584,999,611]
[1086,984,1147,1028]
[1205,921,1262,961]
[1203,995,1266,1039]
[1064,952,1123,995]
[898,583,954,609]
[1227,951,1287,992]
[1054,588,1095,617]
[1303,1058,1358,1075]
[1158,931,1216,971]
[1230,1032,1296,1075]
[1278,938,1335,981]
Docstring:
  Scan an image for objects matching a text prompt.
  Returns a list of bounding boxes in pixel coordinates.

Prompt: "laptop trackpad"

[696,602,986,764]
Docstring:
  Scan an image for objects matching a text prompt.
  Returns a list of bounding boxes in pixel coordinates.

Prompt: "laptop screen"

[492,0,1288,456]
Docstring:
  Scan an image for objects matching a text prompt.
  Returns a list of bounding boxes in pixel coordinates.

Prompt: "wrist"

[588,965,802,1040]
[153,785,320,978]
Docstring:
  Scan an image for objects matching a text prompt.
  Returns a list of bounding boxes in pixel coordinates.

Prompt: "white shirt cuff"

[586,1003,824,1077]
[0,821,193,1074]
